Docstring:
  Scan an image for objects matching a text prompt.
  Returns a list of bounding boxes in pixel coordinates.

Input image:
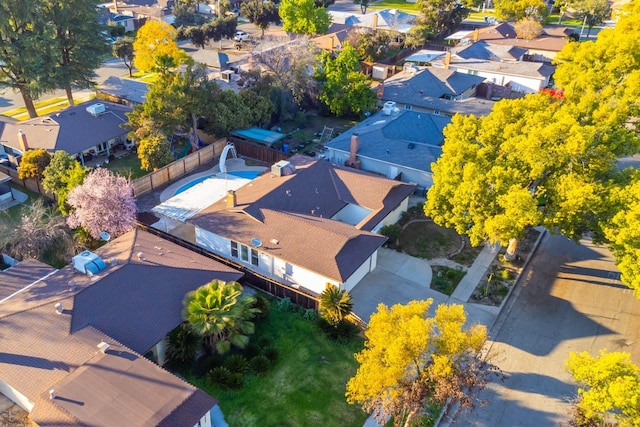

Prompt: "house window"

[230,241,259,266]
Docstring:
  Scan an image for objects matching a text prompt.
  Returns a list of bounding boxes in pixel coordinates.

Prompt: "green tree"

[416,0,470,38]
[42,151,86,214]
[43,0,110,107]
[113,37,135,77]
[0,199,77,264]
[603,173,640,298]
[571,0,611,39]
[346,300,489,427]
[173,1,209,28]
[239,89,275,127]
[0,0,59,118]
[319,285,353,325]
[494,0,549,21]
[137,134,174,172]
[279,0,330,35]
[241,0,281,37]
[566,350,640,426]
[18,148,51,180]
[182,280,260,354]
[316,43,375,117]
[133,20,186,73]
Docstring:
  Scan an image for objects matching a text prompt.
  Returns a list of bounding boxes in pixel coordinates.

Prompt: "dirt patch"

[471,229,541,306]
[398,221,463,260]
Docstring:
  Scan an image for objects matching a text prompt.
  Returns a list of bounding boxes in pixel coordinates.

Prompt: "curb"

[436,227,548,427]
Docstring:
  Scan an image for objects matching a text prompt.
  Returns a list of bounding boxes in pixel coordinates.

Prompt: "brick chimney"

[444,51,451,69]
[372,14,378,29]
[226,190,237,208]
[348,134,361,169]
[473,28,479,42]
[18,130,29,152]
[376,82,384,99]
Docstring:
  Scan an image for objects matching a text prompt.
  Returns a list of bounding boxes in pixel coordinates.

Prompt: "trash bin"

[283,143,289,154]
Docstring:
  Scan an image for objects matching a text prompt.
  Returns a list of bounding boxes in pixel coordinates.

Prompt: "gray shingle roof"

[0,101,131,155]
[465,22,570,53]
[0,229,239,426]
[380,68,493,116]
[190,155,415,283]
[455,40,527,61]
[98,76,150,105]
[326,110,450,174]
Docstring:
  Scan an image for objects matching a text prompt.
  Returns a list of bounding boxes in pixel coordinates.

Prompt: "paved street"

[445,234,640,427]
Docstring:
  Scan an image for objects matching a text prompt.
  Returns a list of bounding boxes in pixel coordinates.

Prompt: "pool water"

[175,171,261,195]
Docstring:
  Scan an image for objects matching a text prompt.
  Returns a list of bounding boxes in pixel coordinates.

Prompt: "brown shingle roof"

[190,155,414,282]
[467,22,571,53]
[0,258,56,300]
[0,229,239,426]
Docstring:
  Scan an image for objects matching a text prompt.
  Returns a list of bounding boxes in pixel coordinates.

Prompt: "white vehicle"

[233,31,250,41]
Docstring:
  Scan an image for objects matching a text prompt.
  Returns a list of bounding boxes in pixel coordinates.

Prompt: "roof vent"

[408,143,415,149]
[49,390,55,400]
[251,237,262,247]
[68,280,76,291]
[72,251,107,275]
[270,238,279,245]
[383,101,399,116]
[110,257,118,266]
[97,341,110,353]
[137,251,145,261]
[55,303,63,314]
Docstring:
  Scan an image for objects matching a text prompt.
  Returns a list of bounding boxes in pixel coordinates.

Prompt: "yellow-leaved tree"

[566,350,640,426]
[133,21,186,73]
[346,300,490,427]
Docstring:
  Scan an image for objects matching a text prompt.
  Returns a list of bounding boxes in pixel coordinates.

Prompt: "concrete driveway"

[350,248,448,322]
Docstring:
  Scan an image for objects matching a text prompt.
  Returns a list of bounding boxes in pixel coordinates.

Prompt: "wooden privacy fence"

[0,165,56,200]
[131,138,228,197]
[228,137,289,165]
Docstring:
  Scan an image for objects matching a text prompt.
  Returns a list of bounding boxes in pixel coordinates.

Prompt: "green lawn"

[103,153,146,180]
[186,302,368,427]
[369,0,420,14]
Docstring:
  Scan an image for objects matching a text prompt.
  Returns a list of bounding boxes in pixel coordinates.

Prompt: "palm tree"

[182,280,260,354]
[166,323,201,366]
[319,285,353,326]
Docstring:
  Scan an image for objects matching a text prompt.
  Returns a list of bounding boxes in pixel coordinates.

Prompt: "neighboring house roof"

[0,258,56,300]
[0,101,131,155]
[326,110,449,175]
[189,49,229,69]
[381,67,494,116]
[404,49,446,63]
[0,228,242,426]
[431,53,555,80]
[330,9,416,32]
[465,22,571,53]
[313,29,349,52]
[190,155,414,283]
[98,76,150,105]
[455,40,527,61]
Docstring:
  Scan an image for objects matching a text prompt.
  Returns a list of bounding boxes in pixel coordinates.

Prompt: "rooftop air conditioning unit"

[271,160,296,177]
[86,103,106,117]
[383,101,398,116]
[72,251,107,275]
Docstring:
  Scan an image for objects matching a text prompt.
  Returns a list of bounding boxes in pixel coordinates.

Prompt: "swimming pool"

[175,170,262,195]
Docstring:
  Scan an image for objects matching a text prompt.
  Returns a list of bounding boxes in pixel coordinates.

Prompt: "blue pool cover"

[232,128,285,147]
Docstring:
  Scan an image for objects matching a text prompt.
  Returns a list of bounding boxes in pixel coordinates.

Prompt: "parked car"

[233,31,250,41]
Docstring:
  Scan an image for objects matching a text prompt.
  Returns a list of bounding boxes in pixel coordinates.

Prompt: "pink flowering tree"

[66,168,137,240]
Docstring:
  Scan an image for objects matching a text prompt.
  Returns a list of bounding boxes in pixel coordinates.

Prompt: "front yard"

[185,298,367,427]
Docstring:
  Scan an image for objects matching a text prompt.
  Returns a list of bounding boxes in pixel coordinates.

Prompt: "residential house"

[0,101,132,167]
[97,76,150,107]
[378,64,493,116]
[428,40,555,94]
[175,155,415,295]
[110,0,175,23]
[462,22,574,63]
[325,109,448,192]
[313,29,350,53]
[330,8,416,33]
[0,229,242,426]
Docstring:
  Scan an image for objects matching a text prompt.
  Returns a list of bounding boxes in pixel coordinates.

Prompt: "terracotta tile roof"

[190,155,414,282]
[0,229,239,426]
